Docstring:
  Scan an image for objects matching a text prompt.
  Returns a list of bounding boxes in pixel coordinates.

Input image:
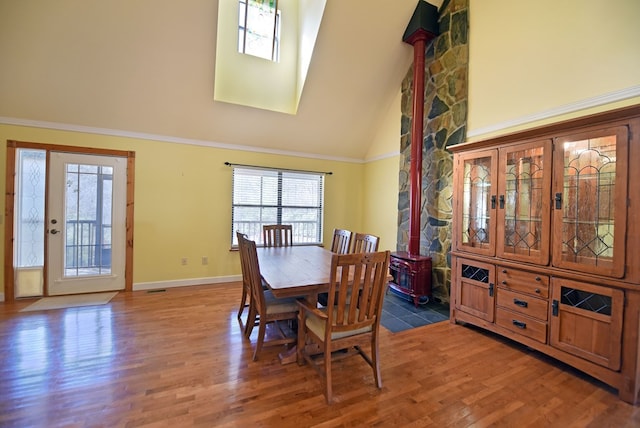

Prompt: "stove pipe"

[402,2,439,256]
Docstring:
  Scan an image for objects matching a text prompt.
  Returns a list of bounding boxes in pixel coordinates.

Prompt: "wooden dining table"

[255,245,334,364]
[256,245,334,300]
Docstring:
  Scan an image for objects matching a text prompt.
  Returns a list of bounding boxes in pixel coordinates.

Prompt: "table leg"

[278,292,319,365]
[278,345,298,364]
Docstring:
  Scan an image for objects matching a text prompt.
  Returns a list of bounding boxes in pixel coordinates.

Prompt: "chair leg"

[371,335,382,389]
[244,303,257,338]
[253,320,266,361]
[297,311,306,365]
[324,345,332,403]
[237,288,247,319]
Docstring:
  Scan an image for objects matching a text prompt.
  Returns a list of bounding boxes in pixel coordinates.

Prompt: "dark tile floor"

[381,288,450,333]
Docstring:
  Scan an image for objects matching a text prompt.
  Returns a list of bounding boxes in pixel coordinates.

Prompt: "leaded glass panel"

[461,156,492,247]
[503,146,545,255]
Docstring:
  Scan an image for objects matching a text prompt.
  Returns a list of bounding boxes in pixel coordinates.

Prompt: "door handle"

[50,229,60,235]
[554,192,562,209]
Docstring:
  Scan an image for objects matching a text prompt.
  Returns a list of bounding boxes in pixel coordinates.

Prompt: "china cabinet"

[450,105,640,404]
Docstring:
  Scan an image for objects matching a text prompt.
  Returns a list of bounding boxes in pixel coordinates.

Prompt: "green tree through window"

[238,0,281,61]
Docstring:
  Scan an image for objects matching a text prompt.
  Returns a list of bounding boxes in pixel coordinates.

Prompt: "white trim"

[0,116,365,164]
[364,151,400,162]
[133,275,242,292]
[467,85,640,139]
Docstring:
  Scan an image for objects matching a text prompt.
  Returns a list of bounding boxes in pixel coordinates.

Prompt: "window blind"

[231,166,324,246]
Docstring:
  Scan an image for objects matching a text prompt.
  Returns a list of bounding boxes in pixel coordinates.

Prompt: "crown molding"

[364,151,400,163]
[467,85,640,139]
[0,116,367,164]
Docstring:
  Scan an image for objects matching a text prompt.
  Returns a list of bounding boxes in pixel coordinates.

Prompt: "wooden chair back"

[325,251,390,336]
[236,232,258,334]
[239,234,266,311]
[330,228,352,254]
[262,224,293,247]
[351,233,380,253]
[237,232,250,292]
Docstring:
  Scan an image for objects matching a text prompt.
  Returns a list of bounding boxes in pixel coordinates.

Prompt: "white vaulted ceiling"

[0,0,443,161]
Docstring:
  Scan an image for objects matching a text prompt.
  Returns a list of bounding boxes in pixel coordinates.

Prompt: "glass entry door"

[47,152,127,295]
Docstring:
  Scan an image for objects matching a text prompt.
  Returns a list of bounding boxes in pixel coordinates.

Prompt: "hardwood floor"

[1,282,639,427]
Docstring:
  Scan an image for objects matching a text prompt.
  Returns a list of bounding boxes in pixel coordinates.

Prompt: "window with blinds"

[231,166,324,247]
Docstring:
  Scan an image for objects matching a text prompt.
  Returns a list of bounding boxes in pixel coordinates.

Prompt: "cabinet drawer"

[496,308,547,343]
[497,267,549,298]
[496,288,548,321]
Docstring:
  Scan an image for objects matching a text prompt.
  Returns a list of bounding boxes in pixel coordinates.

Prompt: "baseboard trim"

[0,278,241,301]
[133,275,242,292]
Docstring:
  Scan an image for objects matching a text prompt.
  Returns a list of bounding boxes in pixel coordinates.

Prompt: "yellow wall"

[468,0,640,141]
[0,124,365,290]
[363,89,403,252]
[362,156,399,253]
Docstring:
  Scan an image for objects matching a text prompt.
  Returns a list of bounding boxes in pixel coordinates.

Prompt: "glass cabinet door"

[454,150,497,256]
[497,140,552,264]
[552,126,629,278]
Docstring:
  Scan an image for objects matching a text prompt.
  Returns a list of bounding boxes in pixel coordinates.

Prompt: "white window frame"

[231,166,325,247]
[238,0,281,62]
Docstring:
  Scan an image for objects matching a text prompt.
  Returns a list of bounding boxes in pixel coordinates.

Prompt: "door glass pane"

[15,150,46,268]
[503,146,545,255]
[461,157,492,246]
[14,149,46,297]
[561,135,617,266]
[64,163,113,277]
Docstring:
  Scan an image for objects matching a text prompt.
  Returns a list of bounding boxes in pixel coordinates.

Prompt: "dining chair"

[319,229,355,307]
[239,234,299,361]
[263,224,293,247]
[296,250,391,403]
[351,233,380,253]
[330,228,352,254]
[236,232,259,338]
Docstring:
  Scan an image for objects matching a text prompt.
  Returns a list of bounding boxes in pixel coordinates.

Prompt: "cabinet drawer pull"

[501,280,507,285]
[535,276,541,282]
[513,298,528,308]
[535,288,541,294]
[502,269,507,274]
[512,319,527,329]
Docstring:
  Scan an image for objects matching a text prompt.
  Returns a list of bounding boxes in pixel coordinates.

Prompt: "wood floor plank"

[1,282,639,427]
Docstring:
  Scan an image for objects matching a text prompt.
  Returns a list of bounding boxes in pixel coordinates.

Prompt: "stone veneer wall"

[397,0,468,304]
